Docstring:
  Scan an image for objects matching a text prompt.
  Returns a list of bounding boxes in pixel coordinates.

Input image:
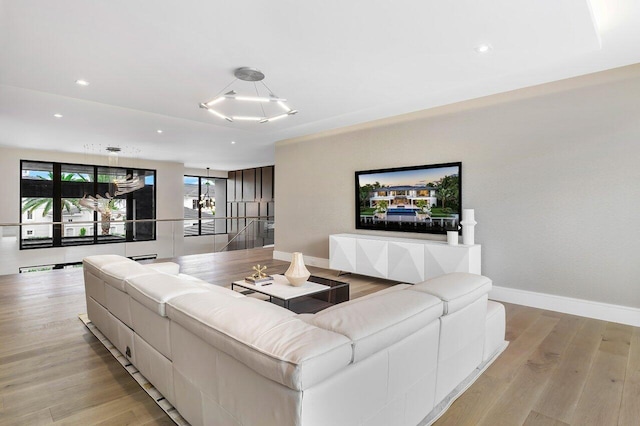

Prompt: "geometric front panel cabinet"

[424,244,481,280]
[355,238,388,279]
[329,234,357,273]
[388,241,425,283]
[329,233,481,284]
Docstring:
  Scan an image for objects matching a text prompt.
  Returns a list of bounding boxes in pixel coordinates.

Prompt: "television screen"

[355,162,461,234]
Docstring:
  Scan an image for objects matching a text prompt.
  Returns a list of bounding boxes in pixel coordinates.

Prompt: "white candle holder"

[447,231,459,246]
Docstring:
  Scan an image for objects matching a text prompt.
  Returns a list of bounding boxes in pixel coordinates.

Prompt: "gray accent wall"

[227,166,275,234]
[275,64,640,309]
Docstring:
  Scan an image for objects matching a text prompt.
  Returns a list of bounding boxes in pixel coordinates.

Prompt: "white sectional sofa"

[83,254,507,426]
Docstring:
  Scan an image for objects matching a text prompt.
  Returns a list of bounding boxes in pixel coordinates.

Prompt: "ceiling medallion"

[199,67,298,123]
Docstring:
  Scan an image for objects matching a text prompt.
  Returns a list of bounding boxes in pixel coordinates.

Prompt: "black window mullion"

[52,163,62,246]
[93,165,98,244]
[126,168,134,241]
[19,160,24,250]
[198,177,203,236]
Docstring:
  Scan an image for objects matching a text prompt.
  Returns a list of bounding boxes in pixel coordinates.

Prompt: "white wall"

[0,147,186,274]
[275,64,640,310]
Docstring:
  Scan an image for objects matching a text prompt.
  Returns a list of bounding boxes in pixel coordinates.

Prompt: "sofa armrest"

[410,272,491,315]
[307,290,443,363]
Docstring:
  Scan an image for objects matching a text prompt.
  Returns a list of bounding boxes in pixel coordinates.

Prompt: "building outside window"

[183,175,226,236]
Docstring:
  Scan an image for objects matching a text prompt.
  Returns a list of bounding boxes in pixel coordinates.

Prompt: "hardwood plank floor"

[0,247,637,425]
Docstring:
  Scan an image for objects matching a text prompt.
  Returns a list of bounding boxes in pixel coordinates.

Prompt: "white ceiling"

[1,0,639,170]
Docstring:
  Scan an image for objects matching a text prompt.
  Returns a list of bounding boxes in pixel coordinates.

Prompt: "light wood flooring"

[0,248,637,425]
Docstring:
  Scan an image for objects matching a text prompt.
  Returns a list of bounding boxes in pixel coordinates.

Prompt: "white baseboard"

[272,251,330,269]
[490,285,640,327]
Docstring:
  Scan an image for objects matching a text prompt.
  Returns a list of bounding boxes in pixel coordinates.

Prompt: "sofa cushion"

[191,280,245,297]
[164,273,245,298]
[83,254,133,277]
[410,273,491,315]
[125,273,212,317]
[101,261,153,291]
[167,292,352,391]
[176,273,203,282]
[144,262,180,275]
[307,290,443,363]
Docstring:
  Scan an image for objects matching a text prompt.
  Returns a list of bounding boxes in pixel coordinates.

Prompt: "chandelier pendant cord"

[259,80,277,97]
[212,78,238,99]
[254,82,267,118]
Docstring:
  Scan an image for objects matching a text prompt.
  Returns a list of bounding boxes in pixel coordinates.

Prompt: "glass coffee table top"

[231,273,350,313]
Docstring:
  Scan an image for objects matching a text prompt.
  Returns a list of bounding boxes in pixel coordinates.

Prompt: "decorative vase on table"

[284,252,311,286]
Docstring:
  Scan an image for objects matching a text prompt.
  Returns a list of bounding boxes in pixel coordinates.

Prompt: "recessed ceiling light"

[475,43,493,54]
[75,79,90,86]
[231,141,236,144]
[157,129,163,134]
[53,113,63,118]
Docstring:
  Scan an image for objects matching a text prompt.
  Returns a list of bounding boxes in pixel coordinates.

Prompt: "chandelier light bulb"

[228,95,286,103]
[231,116,264,121]
[475,43,493,53]
[206,108,233,122]
[206,97,225,107]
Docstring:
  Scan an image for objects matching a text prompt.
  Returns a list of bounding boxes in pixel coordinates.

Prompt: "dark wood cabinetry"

[226,166,275,241]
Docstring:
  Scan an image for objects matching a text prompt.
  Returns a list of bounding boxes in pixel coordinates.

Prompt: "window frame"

[19,159,157,250]
[183,174,227,237]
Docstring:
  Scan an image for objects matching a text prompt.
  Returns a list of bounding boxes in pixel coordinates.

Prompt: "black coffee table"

[231,274,350,314]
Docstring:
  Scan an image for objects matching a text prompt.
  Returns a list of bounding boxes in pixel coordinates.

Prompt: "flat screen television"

[355,162,461,235]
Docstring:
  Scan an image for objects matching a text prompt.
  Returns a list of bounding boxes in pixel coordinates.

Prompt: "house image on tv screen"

[368,185,437,209]
[356,163,461,234]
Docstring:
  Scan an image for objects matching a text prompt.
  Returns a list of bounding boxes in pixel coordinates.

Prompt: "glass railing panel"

[217,218,275,252]
[0,216,273,276]
[19,222,54,249]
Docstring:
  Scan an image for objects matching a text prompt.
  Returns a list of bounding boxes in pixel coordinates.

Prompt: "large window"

[183,175,226,236]
[20,160,156,249]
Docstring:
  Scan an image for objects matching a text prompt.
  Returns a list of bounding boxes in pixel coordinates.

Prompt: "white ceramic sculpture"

[284,252,311,286]
[461,209,477,245]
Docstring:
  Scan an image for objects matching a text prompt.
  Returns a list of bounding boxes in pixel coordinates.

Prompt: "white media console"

[329,233,481,284]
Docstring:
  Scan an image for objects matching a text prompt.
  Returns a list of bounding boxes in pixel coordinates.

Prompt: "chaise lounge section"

[83,254,506,426]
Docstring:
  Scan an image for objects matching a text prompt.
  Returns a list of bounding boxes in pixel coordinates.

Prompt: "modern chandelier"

[199,67,298,123]
[104,146,144,197]
[199,167,215,211]
[78,145,144,214]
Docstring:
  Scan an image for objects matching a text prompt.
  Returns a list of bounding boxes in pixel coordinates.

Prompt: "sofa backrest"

[166,291,353,391]
[83,254,135,277]
[125,273,212,317]
[306,289,443,363]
